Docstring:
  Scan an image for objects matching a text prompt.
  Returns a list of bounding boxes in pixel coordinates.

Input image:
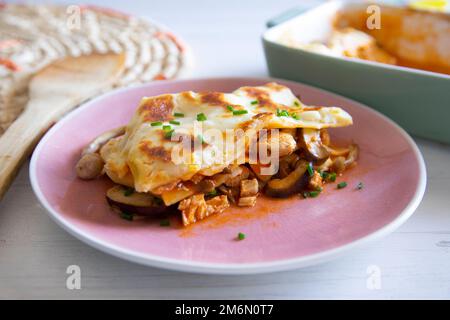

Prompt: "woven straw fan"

[0,53,125,200]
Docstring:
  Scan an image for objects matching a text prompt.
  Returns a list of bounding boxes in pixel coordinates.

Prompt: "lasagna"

[76,83,358,226]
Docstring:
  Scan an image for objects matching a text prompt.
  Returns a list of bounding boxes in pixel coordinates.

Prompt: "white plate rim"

[29,76,427,275]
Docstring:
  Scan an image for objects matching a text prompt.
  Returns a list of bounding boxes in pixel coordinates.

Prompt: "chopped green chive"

[337,181,348,189]
[276,109,289,117]
[250,100,258,105]
[307,162,314,177]
[174,112,184,117]
[302,190,321,198]
[120,212,133,221]
[227,105,234,112]
[291,113,300,120]
[233,109,248,116]
[206,189,218,197]
[123,188,134,197]
[151,121,162,126]
[197,113,207,121]
[309,190,320,198]
[294,101,300,107]
[169,120,180,125]
[356,182,364,190]
[163,125,174,138]
[328,172,337,182]
[237,232,246,240]
[164,129,175,139]
[160,219,170,227]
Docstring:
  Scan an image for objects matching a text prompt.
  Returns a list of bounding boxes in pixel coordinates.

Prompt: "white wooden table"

[1,0,449,299]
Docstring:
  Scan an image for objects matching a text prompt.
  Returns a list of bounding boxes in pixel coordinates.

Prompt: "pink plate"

[30,77,426,274]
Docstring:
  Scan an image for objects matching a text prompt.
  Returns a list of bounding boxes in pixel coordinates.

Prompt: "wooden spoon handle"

[0,101,72,200]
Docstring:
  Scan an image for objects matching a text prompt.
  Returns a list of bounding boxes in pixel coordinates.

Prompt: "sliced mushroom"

[76,153,104,180]
[345,144,359,167]
[265,160,309,198]
[82,126,126,156]
[76,126,126,180]
[299,128,330,161]
[250,164,273,183]
[320,129,331,146]
[106,185,176,216]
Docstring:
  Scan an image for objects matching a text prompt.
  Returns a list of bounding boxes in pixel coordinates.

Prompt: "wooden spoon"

[0,53,125,200]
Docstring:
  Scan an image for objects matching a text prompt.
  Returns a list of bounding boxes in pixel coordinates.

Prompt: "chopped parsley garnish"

[160,219,170,227]
[123,188,134,197]
[233,109,248,116]
[163,125,172,131]
[227,105,234,112]
[356,182,364,190]
[250,100,258,105]
[237,232,246,240]
[119,212,133,221]
[307,162,314,177]
[290,112,300,120]
[169,120,180,125]
[197,113,207,121]
[276,108,289,117]
[337,181,348,189]
[174,112,184,117]
[151,121,162,126]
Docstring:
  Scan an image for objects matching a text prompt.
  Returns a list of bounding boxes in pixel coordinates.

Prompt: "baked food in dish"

[76,83,358,226]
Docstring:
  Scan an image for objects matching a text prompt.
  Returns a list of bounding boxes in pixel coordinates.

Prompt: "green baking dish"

[263,0,450,143]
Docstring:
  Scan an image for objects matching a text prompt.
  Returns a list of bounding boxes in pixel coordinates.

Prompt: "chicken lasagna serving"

[76,83,358,226]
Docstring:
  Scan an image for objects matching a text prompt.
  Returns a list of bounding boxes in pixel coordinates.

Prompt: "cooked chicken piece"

[240,178,259,197]
[258,132,297,158]
[308,171,323,191]
[178,194,229,226]
[206,195,230,215]
[225,165,250,187]
[238,196,257,207]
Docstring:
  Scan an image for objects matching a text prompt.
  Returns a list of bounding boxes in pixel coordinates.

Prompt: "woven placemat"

[0,3,192,135]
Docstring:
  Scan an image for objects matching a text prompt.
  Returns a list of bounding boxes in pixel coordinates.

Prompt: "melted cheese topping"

[100,83,352,193]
